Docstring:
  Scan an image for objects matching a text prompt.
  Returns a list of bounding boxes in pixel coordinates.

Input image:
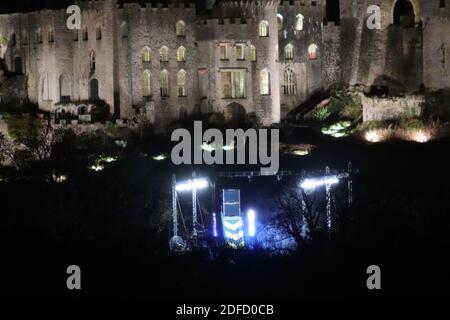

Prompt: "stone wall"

[361,93,424,121]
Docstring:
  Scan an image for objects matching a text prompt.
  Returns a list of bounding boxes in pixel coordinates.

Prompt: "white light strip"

[300,176,339,190]
[175,178,208,192]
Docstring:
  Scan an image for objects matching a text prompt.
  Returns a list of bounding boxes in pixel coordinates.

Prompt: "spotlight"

[247,209,256,237]
[300,176,339,190]
[175,178,208,192]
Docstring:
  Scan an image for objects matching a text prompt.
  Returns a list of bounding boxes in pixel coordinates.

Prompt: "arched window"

[48,28,54,43]
[160,70,170,97]
[90,51,96,71]
[10,33,16,47]
[142,70,152,97]
[277,14,284,32]
[251,45,257,62]
[260,69,270,95]
[41,73,51,101]
[160,46,169,62]
[308,44,318,60]
[142,47,151,62]
[259,20,269,37]
[82,26,88,41]
[177,46,186,62]
[275,45,279,62]
[121,22,128,38]
[59,74,71,102]
[96,26,102,40]
[22,32,28,45]
[176,20,186,37]
[89,78,99,100]
[73,30,79,41]
[393,0,415,28]
[296,14,304,31]
[285,44,294,60]
[283,68,296,95]
[36,28,43,44]
[177,70,187,97]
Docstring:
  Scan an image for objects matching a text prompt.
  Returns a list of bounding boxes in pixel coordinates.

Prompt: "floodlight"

[175,178,208,192]
[300,176,339,190]
[247,209,256,237]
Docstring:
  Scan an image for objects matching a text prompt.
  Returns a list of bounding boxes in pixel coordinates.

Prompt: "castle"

[0,0,449,126]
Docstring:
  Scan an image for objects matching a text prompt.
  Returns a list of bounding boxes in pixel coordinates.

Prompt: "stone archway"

[224,102,246,123]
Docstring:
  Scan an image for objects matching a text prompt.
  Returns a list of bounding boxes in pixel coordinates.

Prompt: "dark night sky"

[0,0,209,14]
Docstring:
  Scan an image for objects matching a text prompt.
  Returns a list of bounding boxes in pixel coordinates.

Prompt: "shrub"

[311,107,331,121]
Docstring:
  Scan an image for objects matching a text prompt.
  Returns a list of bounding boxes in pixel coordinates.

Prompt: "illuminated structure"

[222,189,245,247]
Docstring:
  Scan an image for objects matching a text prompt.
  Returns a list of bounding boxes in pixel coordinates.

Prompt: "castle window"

[308,44,318,60]
[259,21,269,37]
[325,0,340,25]
[177,46,186,62]
[142,70,152,97]
[277,14,284,32]
[121,22,128,38]
[296,14,304,31]
[48,29,54,43]
[22,32,28,45]
[260,69,271,95]
[440,0,446,8]
[73,30,79,42]
[40,73,51,101]
[251,45,257,62]
[82,26,88,41]
[160,70,170,97]
[176,20,186,37]
[59,74,71,102]
[283,68,296,95]
[177,70,187,97]
[393,0,415,28]
[236,43,245,60]
[221,70,245,99]
[160,46,169,62]
[142,47,151,62]
[14,56,23,74]
[285,44,294,60]
[96,26,102,40]
[275,45,279,62]
[219,43,229,60]
[36,29,43,44]
[90,51,96,71]
[10,33,16,47]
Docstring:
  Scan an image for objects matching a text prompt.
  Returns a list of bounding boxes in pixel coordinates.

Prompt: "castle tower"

[220,0,281,125]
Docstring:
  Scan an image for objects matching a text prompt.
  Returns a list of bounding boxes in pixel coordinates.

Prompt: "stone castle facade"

[0,0,449,126]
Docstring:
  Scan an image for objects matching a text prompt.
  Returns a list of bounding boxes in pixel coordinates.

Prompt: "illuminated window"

[308,44,318,60]
[221,70,246,99]
[142,70,152,97]
[176,20,186,37]
[260,69,270,95]
[236,43,245,60]
[296,14,304,31]
[259,20,269,37]
[283,68,296,95]
[177,70,187,97]
[251,45,257,62]
[285,44,294,60]
[177,46,186,62]
[219,43,229,60]
[160,46,169,62]
[142,47,151,62]
[41,73,51,101]
[277,14,284,31]
[160,70,170,97]
[121,22,128,38]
